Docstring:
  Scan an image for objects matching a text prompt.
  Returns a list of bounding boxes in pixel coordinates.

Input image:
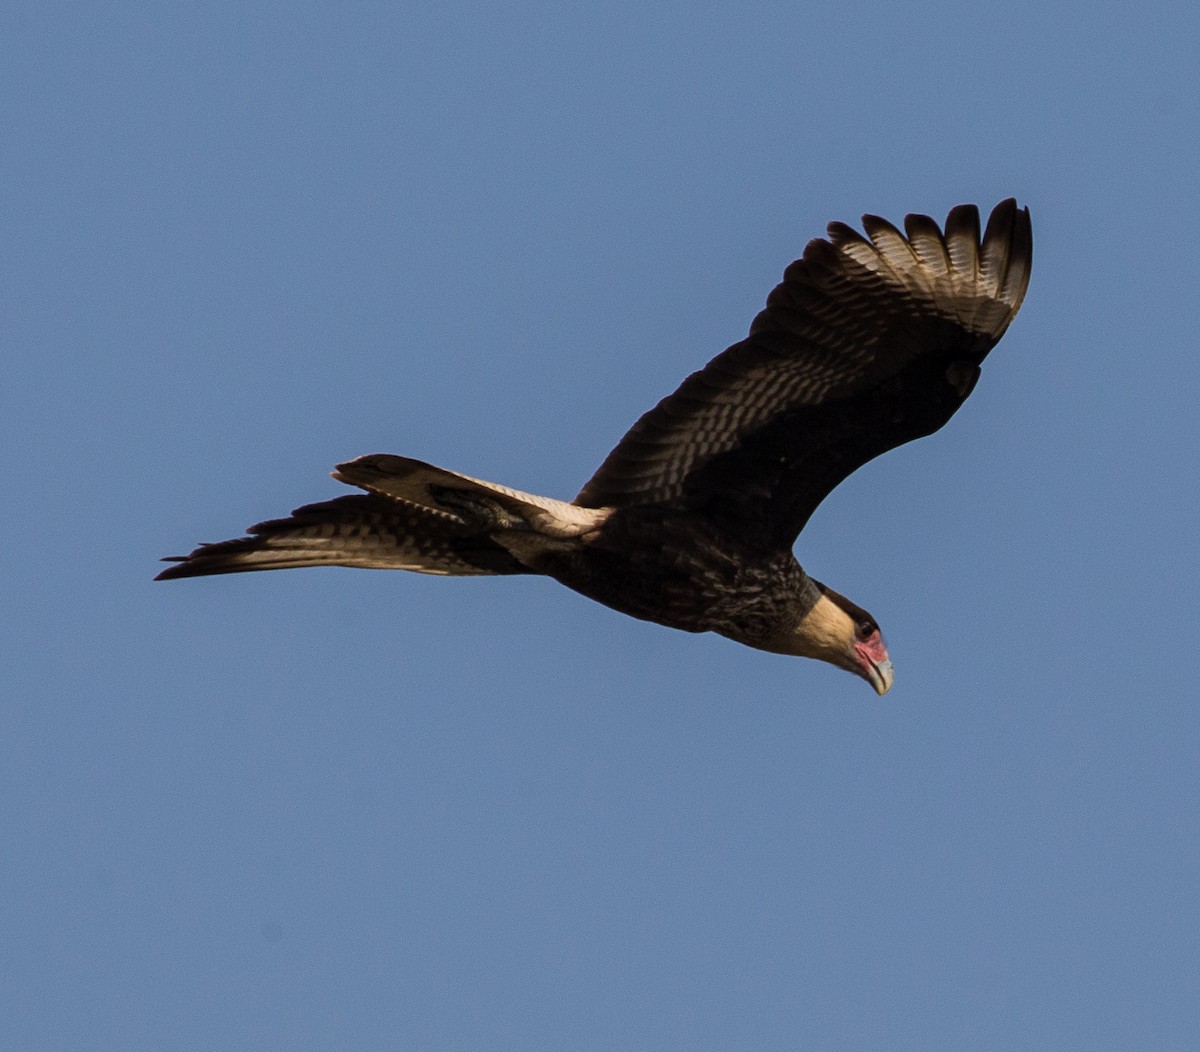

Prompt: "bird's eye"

[857,619,877,639]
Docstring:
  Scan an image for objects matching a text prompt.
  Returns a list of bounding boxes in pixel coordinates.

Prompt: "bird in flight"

[159,199,1032,694]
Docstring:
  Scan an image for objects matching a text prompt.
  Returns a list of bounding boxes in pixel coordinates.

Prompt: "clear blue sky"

[4,2,1198,1049]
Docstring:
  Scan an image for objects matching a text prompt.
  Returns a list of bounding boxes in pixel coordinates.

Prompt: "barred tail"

[155,493,529,580]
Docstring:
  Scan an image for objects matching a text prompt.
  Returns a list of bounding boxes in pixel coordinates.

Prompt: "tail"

[156,455,609,581]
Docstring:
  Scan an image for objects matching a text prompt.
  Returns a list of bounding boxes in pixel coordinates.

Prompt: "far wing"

[575,200,1032,552]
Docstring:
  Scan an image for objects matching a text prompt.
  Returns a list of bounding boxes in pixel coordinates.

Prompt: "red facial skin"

[853,629,894,694]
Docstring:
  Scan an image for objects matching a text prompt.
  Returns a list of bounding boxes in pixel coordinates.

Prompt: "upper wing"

[575,199,1032,552]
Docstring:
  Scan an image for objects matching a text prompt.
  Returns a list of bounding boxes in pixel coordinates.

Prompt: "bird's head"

[766,582,894,695]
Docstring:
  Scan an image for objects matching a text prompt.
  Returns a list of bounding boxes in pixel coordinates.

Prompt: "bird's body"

[159,199,1032,693]
[524,501,812,645]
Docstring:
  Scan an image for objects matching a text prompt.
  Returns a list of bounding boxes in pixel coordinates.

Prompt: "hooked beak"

[854,636,895,696]
[864,654,895,695]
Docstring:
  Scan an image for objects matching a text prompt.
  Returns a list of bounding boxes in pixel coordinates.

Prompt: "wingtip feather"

[943,203,982,280]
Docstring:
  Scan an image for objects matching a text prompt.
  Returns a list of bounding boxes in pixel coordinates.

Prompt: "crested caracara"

[158,199,1032,694]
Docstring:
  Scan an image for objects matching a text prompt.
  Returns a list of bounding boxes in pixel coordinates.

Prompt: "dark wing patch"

[574,199,1031,551]
[156,493,525,579]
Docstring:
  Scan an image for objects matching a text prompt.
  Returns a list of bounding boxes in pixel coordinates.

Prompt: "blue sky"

[4,2,1198,1048]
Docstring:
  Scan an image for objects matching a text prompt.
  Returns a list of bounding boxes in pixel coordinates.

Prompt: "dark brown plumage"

[159,199,1032,693]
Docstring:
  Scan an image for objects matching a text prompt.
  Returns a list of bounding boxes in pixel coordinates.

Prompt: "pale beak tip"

[869,658,895,696]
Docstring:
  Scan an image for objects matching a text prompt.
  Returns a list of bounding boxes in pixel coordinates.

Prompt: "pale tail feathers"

[156,494,528,580]
[332,455,611,537]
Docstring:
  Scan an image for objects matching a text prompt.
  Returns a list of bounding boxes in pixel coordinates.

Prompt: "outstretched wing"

[575,199,1032,552]
[156,494,525,579]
